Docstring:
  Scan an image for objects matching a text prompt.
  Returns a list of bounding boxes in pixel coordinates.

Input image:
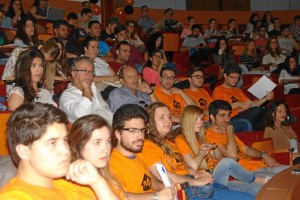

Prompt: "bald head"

[119,65,139,91]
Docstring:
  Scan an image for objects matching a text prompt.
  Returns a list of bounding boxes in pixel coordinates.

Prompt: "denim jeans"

[232,106,266,130]
[186,187,254,200]
[213,158,255,187]
[230,118,253,132]
[254,165,290,178]
[227,181,262,197]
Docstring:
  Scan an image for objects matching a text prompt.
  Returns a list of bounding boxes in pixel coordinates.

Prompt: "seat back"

[162,32,180,52]
[38,33,54,42]
[0,111,12,155]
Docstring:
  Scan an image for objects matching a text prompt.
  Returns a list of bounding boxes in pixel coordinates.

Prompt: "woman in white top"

[8,49,57,111]
[81,36,119,99]
[278,56,300,94]
[262,36,286,70]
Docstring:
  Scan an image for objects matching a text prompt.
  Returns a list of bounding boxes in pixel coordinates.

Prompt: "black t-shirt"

[268,29,281,37]
[99,29,115,41]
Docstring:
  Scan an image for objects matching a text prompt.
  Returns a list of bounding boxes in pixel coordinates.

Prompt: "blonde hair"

[180,105,208,169]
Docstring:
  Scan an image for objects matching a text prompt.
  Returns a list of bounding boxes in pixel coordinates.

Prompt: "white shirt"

[278,69,300,94]
[59,83,113,124]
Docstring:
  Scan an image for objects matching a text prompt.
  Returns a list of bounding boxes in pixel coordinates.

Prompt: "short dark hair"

[160,66,176,77]
[53,20,69,30]
[187,16,194,22]
[114,24,126,35]
[224,63,242,76]
[67,12,78,21]
[82,1,89,6]
[141,5,149,11]
[108,16,119,25]
[81,8,92,17]
[273,17,280,22]
[88,20,100,29]
[208,100,232,120]
[281,24,290,32]
[116,40,130,51]
[164,8,174,15]
[188,66,204,77]
[191,24,202,31]
[7,102,68,166]
[112,104,149,147]
[258,25,267,31]
[209,18,217,24]
[294,15,300,21]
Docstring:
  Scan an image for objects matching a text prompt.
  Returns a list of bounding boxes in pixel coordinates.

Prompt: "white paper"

[155,164,171,187]
[247,75,277,99]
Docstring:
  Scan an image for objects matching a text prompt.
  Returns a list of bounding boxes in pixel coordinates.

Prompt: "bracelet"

[147,90,154,95]
[153,192,157,200]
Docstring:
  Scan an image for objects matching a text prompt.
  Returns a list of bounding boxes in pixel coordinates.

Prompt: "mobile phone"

[291,168,300,174]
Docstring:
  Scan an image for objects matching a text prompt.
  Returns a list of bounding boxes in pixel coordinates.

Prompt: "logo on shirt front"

[198,98,207,106]
[141,174,152,191]
[231,96,238,103]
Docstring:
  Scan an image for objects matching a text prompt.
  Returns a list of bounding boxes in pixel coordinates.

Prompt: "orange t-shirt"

[184,88,212,112]
[212,85,249,117]
[141,139,189,175]
[154,86,186,117]
[0,178,97,200]
[205,128,266,171]
[109,149,154,194]
[175,134,215,169]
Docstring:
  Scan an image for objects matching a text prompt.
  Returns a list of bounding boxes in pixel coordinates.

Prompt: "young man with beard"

[110,104,174,199]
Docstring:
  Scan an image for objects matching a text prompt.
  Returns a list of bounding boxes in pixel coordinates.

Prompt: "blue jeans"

[227,181,262,197]
[188,187,254,200]
[230,118,253,132]
[213,158,255,186]
[254,165,290,178]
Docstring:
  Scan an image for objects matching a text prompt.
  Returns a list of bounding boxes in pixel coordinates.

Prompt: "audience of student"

[125,20,145,53]
[225,18,239,38]
[278,56,300,94]
[13,15,38,47]
[261,11,274,32]
[142,102,255,200]
[8,49,57,111]
[154,67,195,121]
[144,32,168,64]
[243,13,259,35]
[204,18,221,46]
[268,18,281,37]
[69,115,124,199]
[100,16,119,41]
[212,38,234,70]
[289,15,300,43]
[277,25,300,56]
[80,36,118,99]
[29,0,48,20]
[1,0,25,29]
[142,49,164,86]
[108,65,157,112]
[264,101,300,165]
[212,64,273,130]
[136,5,154,35]
[176,105,263,196]
[262,36,286,69]
[110,104,174,199]
[0,102,110,199]
[239,39,262,71]
[59,56,113,123]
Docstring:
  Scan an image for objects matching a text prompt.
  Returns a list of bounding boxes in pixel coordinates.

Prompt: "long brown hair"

[69,115,122,192]
[146,102,184,167]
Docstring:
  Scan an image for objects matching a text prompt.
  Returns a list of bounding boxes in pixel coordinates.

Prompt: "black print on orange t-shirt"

[231,96,238,103]
[141,174,152,191]
[198,98,207,106]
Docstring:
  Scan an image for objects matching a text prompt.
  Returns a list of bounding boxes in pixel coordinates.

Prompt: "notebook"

[46,7,65,21]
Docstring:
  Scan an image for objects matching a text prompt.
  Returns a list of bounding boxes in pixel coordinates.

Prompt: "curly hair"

[264,101,290,129]
[146,102,184,171]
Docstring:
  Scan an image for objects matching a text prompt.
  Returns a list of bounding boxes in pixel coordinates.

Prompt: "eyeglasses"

[122,128,150,134]
[73,69,94,75]
[191,75,204,79]
[152,55,162,59]
[228,75,240,80]
[161,75,175,81]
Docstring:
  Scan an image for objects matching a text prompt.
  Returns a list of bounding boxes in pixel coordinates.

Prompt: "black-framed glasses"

[191,75,204,79]
[73,69,94,75]
[161,75,175,81]
[122,128,150,134]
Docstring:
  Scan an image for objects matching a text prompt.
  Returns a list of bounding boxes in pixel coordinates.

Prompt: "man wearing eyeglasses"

[107,65,157,112]
[110,104,174,199]
[212,64,273,130]
[59,56,113,124]
[78,8,93,30]
[154,67,196,122]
